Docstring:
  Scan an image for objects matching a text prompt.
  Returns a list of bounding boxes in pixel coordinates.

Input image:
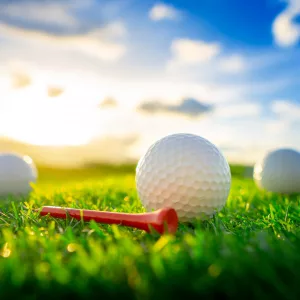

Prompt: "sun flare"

[0,82,115,146]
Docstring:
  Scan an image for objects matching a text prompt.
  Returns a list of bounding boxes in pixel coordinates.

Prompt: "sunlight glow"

[0,80,115,146]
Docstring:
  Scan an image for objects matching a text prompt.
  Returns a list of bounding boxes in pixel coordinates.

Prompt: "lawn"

[0,164,300,299]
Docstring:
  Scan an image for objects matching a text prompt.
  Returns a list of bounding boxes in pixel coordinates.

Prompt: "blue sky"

[0,0,299,166]
[172,0,285,45]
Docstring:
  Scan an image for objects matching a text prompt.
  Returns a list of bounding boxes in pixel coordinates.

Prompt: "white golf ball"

[0,153,37,198]
[135,133,231,222]
[253,148,300,194]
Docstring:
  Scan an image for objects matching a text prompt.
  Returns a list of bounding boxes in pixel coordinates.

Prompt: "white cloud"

[168,38,221,68]
[271,99,300,119]
[0,22,127,62]
[219,55,246,73]
[272,0,300,47]
[265,119,289,133]
[265,99,300,134]
[214,102,262,118]
[0,1,78,28]
[110,80,246,106]
[88,21,127,39]
[149,2,181,21]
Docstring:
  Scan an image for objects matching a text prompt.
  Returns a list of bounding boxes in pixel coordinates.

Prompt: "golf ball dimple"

[253,148,300,194]
[0,153,37,198]
[135,133,231,222]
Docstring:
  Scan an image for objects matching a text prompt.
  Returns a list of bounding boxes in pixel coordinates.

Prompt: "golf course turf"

[0,164,299,299]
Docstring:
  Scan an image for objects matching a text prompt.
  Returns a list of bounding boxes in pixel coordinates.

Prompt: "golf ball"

[0,153,37,198]
[136,133,231,222]
[253,148,300,194]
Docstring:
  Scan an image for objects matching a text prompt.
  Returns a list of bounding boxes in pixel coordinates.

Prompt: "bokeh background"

[0,0,299,168]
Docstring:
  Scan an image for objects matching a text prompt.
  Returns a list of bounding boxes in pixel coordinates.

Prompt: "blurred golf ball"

[0,153,37,198]
[135,133,231,222]
[253,148,300,194]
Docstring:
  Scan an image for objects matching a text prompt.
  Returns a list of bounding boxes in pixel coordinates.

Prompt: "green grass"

[0,164,300,299]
